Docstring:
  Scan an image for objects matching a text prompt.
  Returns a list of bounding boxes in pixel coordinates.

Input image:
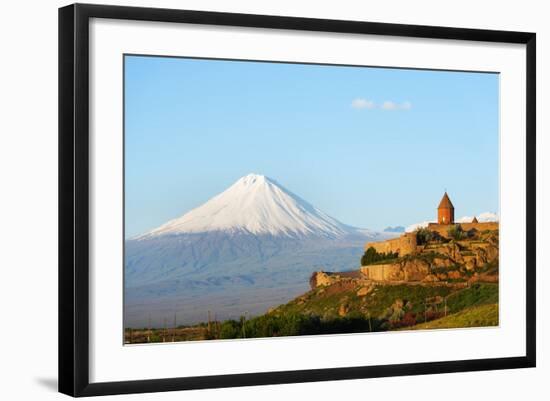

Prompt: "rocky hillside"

[266,228,500,332]
[359,229,499,284]
[212,228,500,336]
[270,278,498,331]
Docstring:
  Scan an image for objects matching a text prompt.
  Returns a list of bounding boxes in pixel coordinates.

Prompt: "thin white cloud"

[455,212,499,223]
[351,98,375,109]
[405,212,499,232]
[405,220,432,233]
[352,98,412,111]
[381,100,412,111]
[381,101,398,110]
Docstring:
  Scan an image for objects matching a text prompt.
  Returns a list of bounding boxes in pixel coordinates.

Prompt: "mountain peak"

[238,173,267,183]
[234,173,273,188]
[137,174,361,239]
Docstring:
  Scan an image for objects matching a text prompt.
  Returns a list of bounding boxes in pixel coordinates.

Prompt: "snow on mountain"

[125,173,389,326]
[137,173,369,239]
[405,212,499,232]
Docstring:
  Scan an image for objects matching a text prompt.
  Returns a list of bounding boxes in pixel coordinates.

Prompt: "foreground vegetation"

[125,283,498,343]
[407,303,499,330]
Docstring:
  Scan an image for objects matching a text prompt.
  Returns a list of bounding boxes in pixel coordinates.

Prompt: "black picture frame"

[59,3,536,397]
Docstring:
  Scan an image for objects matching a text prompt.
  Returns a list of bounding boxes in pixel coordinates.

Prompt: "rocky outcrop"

[310,271,337,288]
[312,229,498,288]
[428,242,463,262]
[356,285,373,297]
[403,259,430,281]
[360,230,498,284]
[310,271,363,289]
[338,303,349,317]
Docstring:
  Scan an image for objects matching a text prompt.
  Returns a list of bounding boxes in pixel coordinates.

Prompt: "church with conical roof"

[437,192,455,225]
[364,191,499,257]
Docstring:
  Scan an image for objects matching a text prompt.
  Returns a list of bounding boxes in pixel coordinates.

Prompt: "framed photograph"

[58,3,536,397]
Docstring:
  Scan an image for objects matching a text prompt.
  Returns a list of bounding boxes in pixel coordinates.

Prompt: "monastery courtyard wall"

[365,222,498,257]
[427,222,499,238]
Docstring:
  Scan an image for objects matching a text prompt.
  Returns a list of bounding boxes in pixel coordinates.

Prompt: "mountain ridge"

[135,173,374,240]
[124,174,394,327]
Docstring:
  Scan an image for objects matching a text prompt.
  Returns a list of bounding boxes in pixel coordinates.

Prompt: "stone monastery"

[365,192,498,257]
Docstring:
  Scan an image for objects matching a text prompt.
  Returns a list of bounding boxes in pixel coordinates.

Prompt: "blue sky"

[125,55,499,238]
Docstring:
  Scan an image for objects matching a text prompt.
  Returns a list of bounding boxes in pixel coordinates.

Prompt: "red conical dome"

[438,192,455,210]
[437,192,455,224]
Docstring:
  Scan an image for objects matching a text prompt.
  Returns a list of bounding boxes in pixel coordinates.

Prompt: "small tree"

[219,320,241,339]
[416,228,434,245]
[361,247,398,266]
[361,247,379,265]
[448,225,466,240]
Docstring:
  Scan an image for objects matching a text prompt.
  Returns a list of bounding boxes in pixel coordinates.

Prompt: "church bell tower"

[437,192,455,225]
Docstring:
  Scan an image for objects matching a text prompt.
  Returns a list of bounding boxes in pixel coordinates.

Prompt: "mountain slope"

[125,174,392,327]
[136,174,370,239]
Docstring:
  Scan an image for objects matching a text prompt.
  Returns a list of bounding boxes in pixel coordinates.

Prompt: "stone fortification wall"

[364,222,497,258]
[360,263,399,281]
[427,222,498,238]
[365,232,417,256]
[460,222,499,232]
[360,259,430,282]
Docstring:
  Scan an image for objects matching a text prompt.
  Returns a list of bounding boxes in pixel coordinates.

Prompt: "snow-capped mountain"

[125,174,388,327]
[137,173,367,239]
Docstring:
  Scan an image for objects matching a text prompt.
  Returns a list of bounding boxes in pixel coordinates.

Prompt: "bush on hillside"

[361,247,399,266]
[448,225,466,240]
[219,320,242,339]
[416,227,435,245]
[416,228,447,245]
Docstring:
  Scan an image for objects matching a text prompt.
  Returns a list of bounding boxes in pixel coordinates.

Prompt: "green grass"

[407,303,499,330]
[275,286,363,319]
[127,266,499,342]
[476,260,499,275]
[445,283,498,313]
[276,283,497,325]
[276,283,456,320]
[128,283,500,342]
[363,285,453,317]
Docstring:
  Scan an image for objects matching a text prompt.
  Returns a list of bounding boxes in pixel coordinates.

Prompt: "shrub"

[217,313,384,339]
[389,311,418,329]
[416,228,434,245]
[361,247,398,266]
[219,320,242,339]
[402,312,420,326]
[425,310,444,322]
[416,228,446,244]
[448,225,466,240]
[445,283,498,312]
